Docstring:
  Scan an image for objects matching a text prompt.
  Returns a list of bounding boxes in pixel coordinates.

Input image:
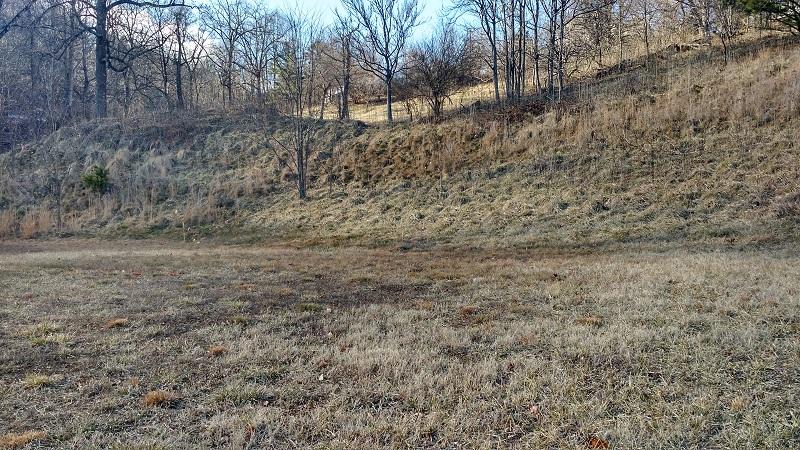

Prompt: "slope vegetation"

[1,37,799,248]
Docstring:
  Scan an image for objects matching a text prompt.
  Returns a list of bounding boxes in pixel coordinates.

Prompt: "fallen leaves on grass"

[0,431,46,448]
[142,390,177,407]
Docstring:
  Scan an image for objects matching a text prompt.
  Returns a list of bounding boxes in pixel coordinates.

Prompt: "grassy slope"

[1,37,798,247]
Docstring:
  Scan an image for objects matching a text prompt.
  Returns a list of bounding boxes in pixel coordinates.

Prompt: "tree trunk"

[558,4,565,99]
[618,0,624,69]
[175,15,185,109]
[643,1,650,65]
[533,0,541,94]
[340,43,351,120]
[295,123,307,199]
[81,36,91,118]
[95,0,108,118]
[386,73,393,123]
[547,0,557,97]
[491,20,500,102]
[63,4,74,117]
[319,85,329,120]
[226,49,234,106]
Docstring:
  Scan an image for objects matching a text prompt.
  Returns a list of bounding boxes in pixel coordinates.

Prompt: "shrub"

[82,166,110,194]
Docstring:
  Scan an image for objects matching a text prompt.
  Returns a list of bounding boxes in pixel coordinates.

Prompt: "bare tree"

[172,7,189,109]
[70,0,185,118]
[342,0,420,122]
[328,8,355,120]
[408,21,476,118]
[711,0,742,62]
[201,0,248,106]
[0,0,39,40]
[500,0,527,100]
[270,8,319,199]
[453,0,502,101]
[237,4,282,104]
[526,0,543,93]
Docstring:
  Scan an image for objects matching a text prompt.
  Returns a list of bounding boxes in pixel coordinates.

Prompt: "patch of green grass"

[22,373,61,389]
[295,302,323,313]
[212,383,273,406]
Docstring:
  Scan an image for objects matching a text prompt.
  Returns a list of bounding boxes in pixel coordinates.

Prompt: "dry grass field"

[1,239,798,448]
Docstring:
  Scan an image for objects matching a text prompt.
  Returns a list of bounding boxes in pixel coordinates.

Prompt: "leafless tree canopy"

[342,0,421,122]
[407,21,478,118]
[0,0,792,153]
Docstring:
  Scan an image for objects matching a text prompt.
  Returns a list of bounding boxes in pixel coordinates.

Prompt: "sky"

[280,0,451,42]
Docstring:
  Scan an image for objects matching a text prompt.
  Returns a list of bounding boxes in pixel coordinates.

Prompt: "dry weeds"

[104,318,129,329]
[22,373,59,389]
[142,390,178,408]
[208,345,228,357]
[2,38,798,251]
[0,431,46,449]
[0,239,798,448]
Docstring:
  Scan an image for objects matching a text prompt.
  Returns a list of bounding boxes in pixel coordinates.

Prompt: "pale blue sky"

[281,0,451,42]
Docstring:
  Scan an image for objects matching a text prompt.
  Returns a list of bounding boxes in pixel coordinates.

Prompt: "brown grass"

[104,318,128,329]
[18,211,38,239]
[0,210,15,239]
[208,345,227,357]
[0,240,797,447]
[575,315,604,327]
[1,38,796,251]
[0,431,46,449]
[22,374,58,389]
[142,390,177,408]
[16,208,53,239]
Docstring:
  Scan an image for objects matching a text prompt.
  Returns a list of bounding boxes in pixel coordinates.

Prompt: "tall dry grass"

[18,208,54,239]
[0,209,16,239]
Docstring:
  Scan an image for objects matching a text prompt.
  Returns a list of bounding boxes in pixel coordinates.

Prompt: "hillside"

[1,37,799,248]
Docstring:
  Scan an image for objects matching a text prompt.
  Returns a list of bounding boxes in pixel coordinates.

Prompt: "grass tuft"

[575,315,604,327]
[208,345,228,357]
[22,374,59,389]
[0,431,46,449]
[296,302,323,313]
[142,390,177,408]
[212,384,272,406]
[105,318,129,329]
[459,305,480,319]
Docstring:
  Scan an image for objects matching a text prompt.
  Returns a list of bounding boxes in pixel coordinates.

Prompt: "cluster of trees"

[1,0,797,125]
[0,0,797,152]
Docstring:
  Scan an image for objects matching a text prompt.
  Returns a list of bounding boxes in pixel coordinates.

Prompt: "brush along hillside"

[1,37,799,247]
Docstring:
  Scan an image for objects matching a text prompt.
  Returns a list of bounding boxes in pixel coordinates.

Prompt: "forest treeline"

[1,0,797,128]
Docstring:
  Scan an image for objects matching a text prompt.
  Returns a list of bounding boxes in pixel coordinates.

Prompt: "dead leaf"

[587,436,610,449]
